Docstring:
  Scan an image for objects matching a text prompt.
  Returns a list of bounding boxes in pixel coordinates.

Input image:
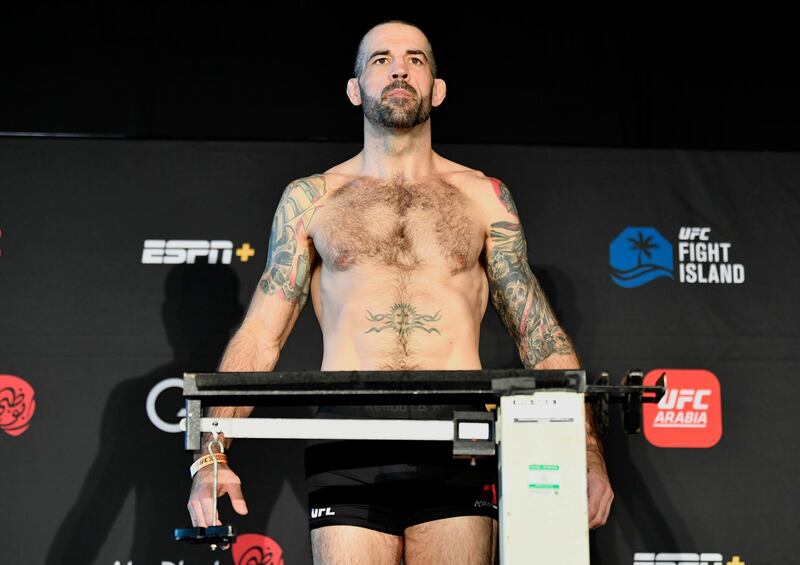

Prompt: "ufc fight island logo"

[141,240,256,264]
[610,226,746,288]
[643,369,722,448]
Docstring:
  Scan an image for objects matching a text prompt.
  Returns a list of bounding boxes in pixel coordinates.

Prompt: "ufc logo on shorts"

[634,553,723,565]
[643,369,722,448]
[141,240,233,264]
[311,507,336,518]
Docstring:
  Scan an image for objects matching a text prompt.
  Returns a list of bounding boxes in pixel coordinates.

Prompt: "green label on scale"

[528,464,561,494]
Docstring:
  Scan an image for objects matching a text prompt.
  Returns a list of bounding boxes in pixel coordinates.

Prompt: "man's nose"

[390,61,408,80]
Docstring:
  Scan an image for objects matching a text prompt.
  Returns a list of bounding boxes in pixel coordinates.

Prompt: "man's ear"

[432,78,447,107]
[346,78,362,106]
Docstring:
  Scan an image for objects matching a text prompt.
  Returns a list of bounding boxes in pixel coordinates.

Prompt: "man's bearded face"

[360,79,434,129]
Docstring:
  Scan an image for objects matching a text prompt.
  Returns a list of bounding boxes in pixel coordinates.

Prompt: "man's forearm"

[527,348,606,473]
[584,403,606,473]
[194,321,280,457]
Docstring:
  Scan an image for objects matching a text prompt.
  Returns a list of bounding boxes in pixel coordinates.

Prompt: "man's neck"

[358,119,436,180]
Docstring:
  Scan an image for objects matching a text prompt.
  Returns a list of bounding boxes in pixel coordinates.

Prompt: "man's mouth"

[385,88,413,99]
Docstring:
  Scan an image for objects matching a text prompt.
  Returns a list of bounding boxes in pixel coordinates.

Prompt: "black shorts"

[305,440,498,537]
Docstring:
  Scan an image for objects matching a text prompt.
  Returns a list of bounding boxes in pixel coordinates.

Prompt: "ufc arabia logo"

[643,369,722,448]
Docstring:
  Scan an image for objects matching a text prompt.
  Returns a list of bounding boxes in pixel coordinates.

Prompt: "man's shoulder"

[285,173,327,190]
[433,154,509,192]
[434,160,518,221]
[275,175,328,212]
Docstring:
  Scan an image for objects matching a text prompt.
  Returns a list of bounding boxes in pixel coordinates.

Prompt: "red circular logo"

[232,533,284,565]
[0,374,37,437]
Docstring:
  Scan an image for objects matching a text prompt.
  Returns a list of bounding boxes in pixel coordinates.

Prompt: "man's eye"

[410,57,423,64]
[373,57,389,64]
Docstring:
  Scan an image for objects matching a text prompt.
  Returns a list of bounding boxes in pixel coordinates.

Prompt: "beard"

[360,80,433,129]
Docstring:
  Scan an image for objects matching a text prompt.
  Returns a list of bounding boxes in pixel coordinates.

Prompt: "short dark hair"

[353,20,438,79]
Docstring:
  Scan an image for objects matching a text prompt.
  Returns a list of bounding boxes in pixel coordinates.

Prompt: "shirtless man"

[187,20,613,564]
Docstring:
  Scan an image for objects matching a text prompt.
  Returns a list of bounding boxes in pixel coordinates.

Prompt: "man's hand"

[187,465,249,527]
[587,463,613,528]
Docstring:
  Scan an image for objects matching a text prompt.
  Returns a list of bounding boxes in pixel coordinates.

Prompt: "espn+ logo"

[634,553,744,565]
[643,369,722,448]
[141,240,255,264]
[634,554,721,565]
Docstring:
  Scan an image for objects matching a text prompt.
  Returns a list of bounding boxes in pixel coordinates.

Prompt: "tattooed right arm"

[259,175,325,308]
[199,174,326,452]
[479,177,611,526]
[482,178,577,369]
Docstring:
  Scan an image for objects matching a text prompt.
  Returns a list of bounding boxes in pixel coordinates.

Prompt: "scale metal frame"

[176,369,664,564]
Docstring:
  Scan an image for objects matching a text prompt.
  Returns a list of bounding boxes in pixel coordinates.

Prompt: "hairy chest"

[311,178,485,272]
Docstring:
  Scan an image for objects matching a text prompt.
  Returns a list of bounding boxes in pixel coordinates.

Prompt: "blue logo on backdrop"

[610,227,674,288]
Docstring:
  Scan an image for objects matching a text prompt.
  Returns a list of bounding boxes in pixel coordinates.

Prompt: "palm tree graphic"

[628,231,659,267]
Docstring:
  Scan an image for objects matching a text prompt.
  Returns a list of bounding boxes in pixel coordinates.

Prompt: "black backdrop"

[3,2,800,151]
[1,138,798,564]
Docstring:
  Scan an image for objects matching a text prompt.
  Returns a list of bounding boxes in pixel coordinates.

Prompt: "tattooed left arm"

[482,177,613,528]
